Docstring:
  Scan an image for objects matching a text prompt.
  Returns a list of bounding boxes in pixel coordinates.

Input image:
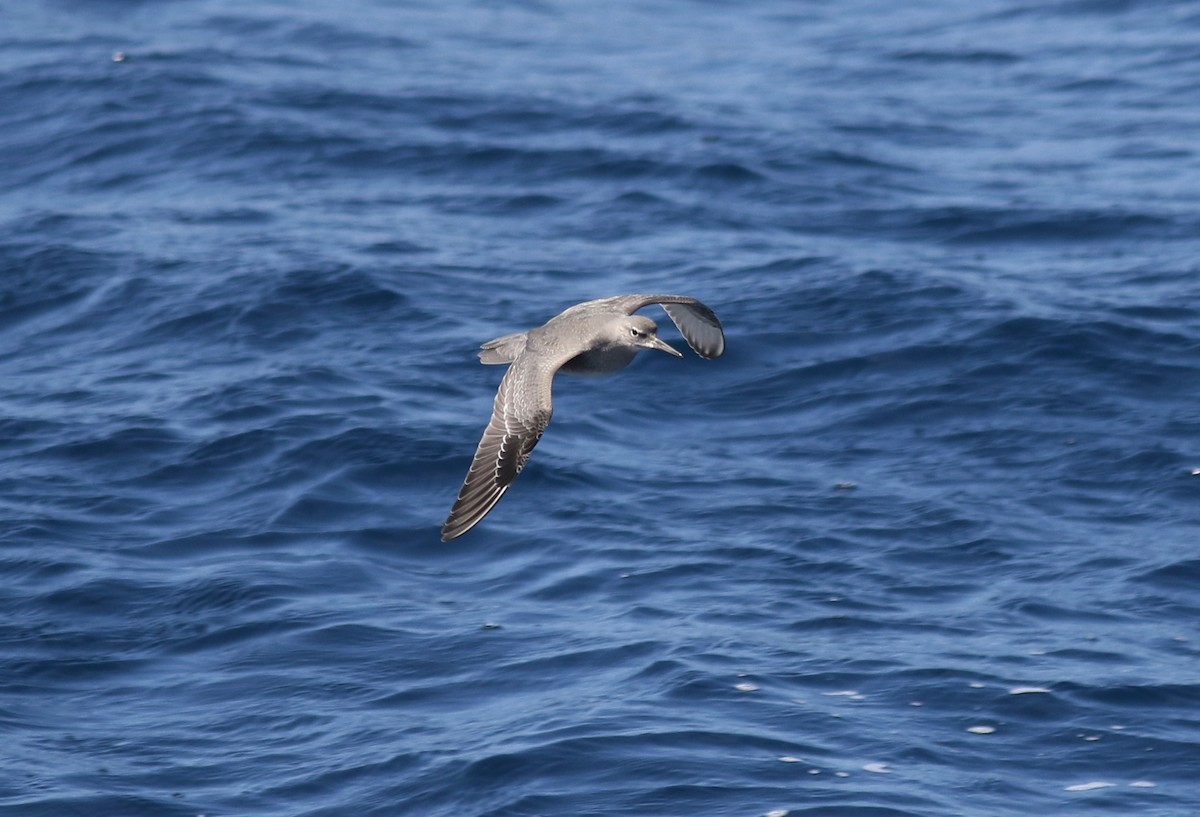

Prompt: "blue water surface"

[2,1,1199,815]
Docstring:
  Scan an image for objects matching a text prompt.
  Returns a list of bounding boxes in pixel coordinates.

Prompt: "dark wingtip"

[440,516,469,541]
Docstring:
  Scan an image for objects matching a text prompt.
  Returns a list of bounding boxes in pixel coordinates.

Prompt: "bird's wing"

[606,294,725,359]
[441,353,556,541]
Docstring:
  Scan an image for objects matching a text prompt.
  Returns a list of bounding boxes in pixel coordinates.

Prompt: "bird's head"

[616,315,682,357]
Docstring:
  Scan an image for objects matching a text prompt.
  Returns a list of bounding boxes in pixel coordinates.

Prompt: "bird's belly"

[559,347,637,376]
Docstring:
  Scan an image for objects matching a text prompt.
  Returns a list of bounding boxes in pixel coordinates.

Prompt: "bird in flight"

[441,294,725,541]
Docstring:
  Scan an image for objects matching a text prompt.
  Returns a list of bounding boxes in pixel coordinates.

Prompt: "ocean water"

[2,0,1199,815]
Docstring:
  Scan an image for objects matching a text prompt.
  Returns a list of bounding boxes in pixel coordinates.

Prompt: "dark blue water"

[3,1,1199,815]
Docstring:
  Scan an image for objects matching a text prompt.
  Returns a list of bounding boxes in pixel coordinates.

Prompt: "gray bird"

[442,294,725,540]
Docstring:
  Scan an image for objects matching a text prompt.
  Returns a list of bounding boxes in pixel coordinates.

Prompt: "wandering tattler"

[441,294,725,540]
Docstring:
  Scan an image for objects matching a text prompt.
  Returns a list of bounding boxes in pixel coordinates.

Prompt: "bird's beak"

[647,336,683,357]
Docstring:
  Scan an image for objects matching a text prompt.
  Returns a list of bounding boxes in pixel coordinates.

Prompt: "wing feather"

[441,356,554,541]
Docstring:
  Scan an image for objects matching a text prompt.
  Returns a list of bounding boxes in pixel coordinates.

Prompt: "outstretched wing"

[605,294,725,359]
[441,356,554,541]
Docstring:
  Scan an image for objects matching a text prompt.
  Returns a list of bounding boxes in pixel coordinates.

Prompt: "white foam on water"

[1065,781,1116,792]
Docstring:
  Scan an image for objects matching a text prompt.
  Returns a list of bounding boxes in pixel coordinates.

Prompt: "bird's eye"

[630,327,642,337]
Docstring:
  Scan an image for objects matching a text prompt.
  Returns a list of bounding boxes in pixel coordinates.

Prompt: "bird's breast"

[558,346,638,377]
